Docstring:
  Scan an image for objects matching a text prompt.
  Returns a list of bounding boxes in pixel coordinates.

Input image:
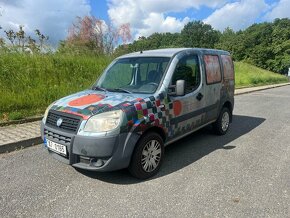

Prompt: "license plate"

[47,139,67,156]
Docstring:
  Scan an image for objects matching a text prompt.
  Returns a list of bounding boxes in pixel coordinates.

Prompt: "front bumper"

[41,121,140,172]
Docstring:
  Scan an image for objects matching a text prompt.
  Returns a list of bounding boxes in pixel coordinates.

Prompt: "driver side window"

[172,54,201,94]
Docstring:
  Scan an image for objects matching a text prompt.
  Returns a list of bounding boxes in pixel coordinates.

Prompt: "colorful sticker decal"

[68,94,105,107]
[204,55,221,84]
[173,100,182,116]
[50,89,211,139]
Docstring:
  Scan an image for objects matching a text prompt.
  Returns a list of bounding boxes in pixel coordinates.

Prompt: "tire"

[128,132,164,179]
[213,107,231,135]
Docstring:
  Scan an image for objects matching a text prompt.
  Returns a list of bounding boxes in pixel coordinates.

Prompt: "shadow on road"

[76,115,265,184]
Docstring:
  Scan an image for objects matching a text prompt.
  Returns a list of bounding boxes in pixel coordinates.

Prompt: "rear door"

[202,54,223,122]
[221,55,235,98]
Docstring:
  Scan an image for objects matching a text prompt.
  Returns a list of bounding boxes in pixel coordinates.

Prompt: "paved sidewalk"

[0,82,289,154]
[0,121,42,153]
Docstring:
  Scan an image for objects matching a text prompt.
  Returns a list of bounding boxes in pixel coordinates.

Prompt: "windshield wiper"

[92,86,107,92]
[110,88,132,94]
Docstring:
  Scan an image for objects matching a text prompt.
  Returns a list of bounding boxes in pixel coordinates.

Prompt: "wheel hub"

[141,139,161,172]
[221,112,230,132]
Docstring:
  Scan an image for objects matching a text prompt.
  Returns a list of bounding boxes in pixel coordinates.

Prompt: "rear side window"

[204,55,222,84]
[221,55,234,80]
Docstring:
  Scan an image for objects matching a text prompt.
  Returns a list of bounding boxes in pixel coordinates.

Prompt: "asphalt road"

[1,86,290,217]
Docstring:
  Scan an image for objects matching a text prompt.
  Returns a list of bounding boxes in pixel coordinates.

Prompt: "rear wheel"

[213,107,231,135]
[128,132,164,179]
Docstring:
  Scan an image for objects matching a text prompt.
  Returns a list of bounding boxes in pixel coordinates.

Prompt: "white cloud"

[107,0,227,38]
[136,13,190,39]
[1,0,288,46]
[204,0,269,31]
[107,0,146,29]
[0,0,91,45]
[264,0,290,20]
[136,0,228,13]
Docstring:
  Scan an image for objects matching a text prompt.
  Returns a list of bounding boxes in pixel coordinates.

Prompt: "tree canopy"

[1,17,289,74]
[116,19,290,75]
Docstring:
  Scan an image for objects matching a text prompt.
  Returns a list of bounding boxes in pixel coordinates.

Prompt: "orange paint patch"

[68,94,105,107]
[173,100,182,116]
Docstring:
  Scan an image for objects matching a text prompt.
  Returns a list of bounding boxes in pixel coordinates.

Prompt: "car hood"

[50,90,149,119]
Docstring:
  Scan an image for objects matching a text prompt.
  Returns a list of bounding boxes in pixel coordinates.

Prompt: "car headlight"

[84,110,123,133]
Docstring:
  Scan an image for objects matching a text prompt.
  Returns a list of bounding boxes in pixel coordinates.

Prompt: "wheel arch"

[141,126,166,143]
[128,125,166,179]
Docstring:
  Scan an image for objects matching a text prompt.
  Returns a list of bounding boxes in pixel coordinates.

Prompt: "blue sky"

[91,0,281,21]
[92,1,219,22]
[0,0,289,45]
[90,0,110,21]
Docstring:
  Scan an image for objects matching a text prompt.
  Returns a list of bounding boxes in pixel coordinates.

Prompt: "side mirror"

[176,80,185,96]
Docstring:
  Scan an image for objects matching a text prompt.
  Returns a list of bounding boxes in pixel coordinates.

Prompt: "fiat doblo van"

[41,48,235,179]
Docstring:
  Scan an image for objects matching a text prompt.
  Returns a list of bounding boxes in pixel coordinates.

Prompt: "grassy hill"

[235,62,288,88]
[0,54,288,121]
[0,54,111,121]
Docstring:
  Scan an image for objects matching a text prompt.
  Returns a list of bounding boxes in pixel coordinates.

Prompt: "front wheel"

[213,107,231,135]
[128,132,164,179]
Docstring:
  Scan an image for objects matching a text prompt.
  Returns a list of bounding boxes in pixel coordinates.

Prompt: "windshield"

[95,57,170,94]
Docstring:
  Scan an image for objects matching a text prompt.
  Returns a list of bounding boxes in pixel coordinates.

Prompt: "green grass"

[0,53,111,121]
[235,62,288,88]
[0,55,288,122]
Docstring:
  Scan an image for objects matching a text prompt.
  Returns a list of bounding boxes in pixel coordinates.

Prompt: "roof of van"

[118,48,230,58]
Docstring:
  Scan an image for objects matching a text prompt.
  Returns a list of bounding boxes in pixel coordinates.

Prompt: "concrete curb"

[235,82,290,95]
[1,82,290,154]
[0,137,43,154]
[0,116,43,127]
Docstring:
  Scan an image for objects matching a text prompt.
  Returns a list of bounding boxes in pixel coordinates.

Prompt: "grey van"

[41,48,235,179]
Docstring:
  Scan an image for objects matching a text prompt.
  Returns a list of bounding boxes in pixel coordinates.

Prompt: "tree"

[269,18,290,74]
[215,27,239,59]
[60,16,131,55]
[180,21,220,48]
[215,19,290,74]
[1,25,49,53]
[114,32,181,56]
[114,18,290,74]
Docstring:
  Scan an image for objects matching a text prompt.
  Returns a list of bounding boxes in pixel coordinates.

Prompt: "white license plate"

[47,139,67,156]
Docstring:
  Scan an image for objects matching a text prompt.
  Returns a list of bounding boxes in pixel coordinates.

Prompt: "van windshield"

[94,57,170,94]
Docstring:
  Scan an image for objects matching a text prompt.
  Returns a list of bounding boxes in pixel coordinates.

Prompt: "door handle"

[196,93,203,101]
[158,104,165,111]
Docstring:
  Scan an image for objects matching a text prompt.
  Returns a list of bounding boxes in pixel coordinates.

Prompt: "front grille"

[46,111,81,133]
[44,129,72,146]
